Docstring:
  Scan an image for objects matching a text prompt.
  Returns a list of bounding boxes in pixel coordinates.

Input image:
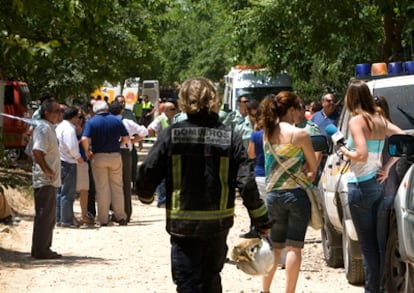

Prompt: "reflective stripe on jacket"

[136,110,269,238]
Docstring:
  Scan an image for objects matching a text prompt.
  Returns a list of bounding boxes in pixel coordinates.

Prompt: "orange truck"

[0,80,32,157]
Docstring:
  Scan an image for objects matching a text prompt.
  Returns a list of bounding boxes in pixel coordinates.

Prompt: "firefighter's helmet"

[231,237,274,276]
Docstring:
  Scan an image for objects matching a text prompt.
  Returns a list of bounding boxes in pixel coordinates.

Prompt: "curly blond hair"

[178,77,220,114]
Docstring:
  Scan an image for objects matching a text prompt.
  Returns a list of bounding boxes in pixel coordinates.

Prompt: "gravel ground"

[0,142,364,292]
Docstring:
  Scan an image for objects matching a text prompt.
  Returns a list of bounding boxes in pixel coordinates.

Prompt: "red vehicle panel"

[2,81,32,148]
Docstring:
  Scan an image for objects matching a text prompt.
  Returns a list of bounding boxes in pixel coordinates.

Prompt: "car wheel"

[321,213,343,268]
[385,220,414,293]
[4,148,20,163]
[342,221,365,285]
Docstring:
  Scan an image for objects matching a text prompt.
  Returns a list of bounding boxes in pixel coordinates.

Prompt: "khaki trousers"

[91,153,126,224]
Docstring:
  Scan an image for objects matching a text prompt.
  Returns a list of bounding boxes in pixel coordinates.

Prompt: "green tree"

[231,0,414,99]
[0,0,166,100]
[158,0,234,84]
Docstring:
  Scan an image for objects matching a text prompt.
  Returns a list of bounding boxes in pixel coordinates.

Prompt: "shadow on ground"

[0,246,110,269]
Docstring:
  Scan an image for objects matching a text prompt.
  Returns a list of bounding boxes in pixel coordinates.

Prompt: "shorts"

[76,161,89,191]
[266,188,311,249]
[255,176,266,200]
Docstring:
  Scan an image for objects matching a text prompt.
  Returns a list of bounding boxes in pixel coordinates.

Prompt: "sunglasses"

[239,100,248,103]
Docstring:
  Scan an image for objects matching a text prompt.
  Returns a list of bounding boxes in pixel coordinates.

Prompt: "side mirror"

[311,135,329,152]
[388,134,414,157]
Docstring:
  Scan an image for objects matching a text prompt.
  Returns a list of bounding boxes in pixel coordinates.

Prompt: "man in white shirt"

[55,106,83,228]
[31,98,62,259]
[109,101,148,221]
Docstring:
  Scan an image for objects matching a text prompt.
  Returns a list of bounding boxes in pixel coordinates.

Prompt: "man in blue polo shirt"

[311,93,340,138]
[81,100,129,226]
[311,92,340,184]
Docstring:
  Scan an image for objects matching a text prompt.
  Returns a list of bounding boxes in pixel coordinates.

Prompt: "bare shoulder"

[349,114,363,125]
[294,127,310,139]
[292,127,311,148]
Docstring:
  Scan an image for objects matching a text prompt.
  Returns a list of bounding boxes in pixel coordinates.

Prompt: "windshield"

[373,84,414,130]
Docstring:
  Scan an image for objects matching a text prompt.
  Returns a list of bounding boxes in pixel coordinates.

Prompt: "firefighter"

[136,77,270,293]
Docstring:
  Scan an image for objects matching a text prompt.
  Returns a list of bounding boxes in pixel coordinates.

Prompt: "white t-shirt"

[120,117,148,150]
[55,120,81,164]
[32,119,61,188]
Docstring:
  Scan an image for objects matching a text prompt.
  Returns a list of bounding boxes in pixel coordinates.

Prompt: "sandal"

[78,217,94,225]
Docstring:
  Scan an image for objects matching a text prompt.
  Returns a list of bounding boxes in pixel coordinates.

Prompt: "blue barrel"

[404,61,414,74]
[355,64,371,78]
[388,62,403,75]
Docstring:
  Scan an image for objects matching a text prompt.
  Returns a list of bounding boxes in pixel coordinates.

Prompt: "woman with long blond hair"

[259,91,317,293]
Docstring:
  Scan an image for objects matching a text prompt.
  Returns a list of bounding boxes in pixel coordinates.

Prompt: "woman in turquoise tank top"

[338,80,402,293]
[259,92,318,293]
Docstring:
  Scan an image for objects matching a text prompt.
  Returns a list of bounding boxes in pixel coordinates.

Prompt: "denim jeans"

[377,195,394,289]
[348,177,383,293]
[266,188,310,248]
[56,161,77,225]
[171,231,228,293]
[156,179,166,205]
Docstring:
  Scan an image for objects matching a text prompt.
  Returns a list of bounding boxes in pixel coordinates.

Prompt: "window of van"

[373,84,414,130]
[4,84,15,105]
[18,84,30,107]
[235,87,292,103]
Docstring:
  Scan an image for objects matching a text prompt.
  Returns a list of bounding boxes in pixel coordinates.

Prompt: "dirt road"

[0,142,363,292]
[0,193,363,293]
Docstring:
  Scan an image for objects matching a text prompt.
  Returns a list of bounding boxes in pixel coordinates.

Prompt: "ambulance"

[223,65,292,111]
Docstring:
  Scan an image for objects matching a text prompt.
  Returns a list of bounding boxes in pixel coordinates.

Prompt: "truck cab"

[1,80,32,159]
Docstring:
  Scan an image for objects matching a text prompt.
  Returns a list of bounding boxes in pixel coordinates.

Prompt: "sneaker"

[78,217,95,225]
[2,216,19,226]
[60,219,80,228]
[239,230,260,239]
[118,219,128,226]
[87,211,95,220]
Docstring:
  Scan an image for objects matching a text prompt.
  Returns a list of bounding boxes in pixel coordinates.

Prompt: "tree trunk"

[383,13,405,61]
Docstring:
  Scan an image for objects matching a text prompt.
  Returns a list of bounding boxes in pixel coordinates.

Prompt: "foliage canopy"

[1,0,414,100]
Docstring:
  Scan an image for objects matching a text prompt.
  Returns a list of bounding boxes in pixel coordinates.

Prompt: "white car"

[319,73,414,292]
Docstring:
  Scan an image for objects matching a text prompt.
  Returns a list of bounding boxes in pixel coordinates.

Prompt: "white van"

[320,63,414,291]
